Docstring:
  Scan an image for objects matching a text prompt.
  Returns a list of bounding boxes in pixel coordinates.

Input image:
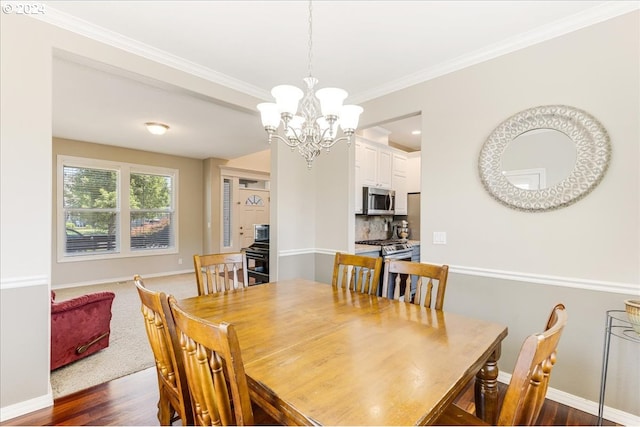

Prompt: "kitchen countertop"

[355,240,420,254]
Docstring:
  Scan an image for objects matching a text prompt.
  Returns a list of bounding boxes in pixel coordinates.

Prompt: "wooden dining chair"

[168,295,254,426]
[193,252,249,296]
[435,303,568,426]
[332,252,383,295]
[381,259,449,309]
[133,275,194,426]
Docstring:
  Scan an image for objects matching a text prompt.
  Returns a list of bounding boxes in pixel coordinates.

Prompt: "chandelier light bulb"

[339,105,364,132]
[315,87,348,117]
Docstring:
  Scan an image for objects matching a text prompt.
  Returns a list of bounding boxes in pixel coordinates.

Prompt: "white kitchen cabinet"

[377,147,393,189]
[361,142,378,188]
[355,137,411,215]
[355,141,363,214]
[356,137,392,190]
[392,152,408,214]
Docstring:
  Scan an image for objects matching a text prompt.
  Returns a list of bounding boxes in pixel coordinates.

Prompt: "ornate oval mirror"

[479,105,611,212]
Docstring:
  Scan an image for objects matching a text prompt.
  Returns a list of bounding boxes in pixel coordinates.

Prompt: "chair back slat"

[169,296,254,426]
[134,275,193,425]
[382,260,449,309]
[194,252,249,296]
[332,252,383,295]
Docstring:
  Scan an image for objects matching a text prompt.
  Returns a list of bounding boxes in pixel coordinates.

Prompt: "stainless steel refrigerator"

[407,192,420,241]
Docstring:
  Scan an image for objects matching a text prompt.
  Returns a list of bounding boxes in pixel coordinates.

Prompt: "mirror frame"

[479,105,611,212]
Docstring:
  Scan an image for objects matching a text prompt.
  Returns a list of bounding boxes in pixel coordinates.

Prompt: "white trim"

[0,391,53,423]
[51,268,193,290]
[33,3,639,105]
[449,264,639,296]
[0,275,49,290]
[276,249,639,295]
[219,166,270,181]
[497,372,640,426]
[352,2,640,103]
[32,7,270,101]
[278,248,318,257]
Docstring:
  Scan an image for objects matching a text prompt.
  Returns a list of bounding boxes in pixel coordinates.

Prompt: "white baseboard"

[497,372,640,426]
[0,391,53,423]
[52,268,193,290]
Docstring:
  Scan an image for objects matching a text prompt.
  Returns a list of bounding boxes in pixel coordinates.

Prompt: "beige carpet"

[50,273,198,398]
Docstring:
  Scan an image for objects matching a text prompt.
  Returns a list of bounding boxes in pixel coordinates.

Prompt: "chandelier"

[257,0,363,169]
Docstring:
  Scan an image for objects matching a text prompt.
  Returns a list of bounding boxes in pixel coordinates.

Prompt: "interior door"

[238,188,270,248]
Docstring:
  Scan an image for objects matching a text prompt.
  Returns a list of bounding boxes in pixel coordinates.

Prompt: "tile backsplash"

[355,215,394,240]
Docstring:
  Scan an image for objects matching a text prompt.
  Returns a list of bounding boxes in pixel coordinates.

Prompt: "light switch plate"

[433,231,447,244]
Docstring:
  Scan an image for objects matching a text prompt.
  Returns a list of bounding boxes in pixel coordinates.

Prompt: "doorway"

[222,176,270,252]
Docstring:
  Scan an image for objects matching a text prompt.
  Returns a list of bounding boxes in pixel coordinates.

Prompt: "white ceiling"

[40,1,636,158]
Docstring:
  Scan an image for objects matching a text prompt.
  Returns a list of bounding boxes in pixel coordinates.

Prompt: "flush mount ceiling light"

[145,122,169,135]
[257,0,363,169]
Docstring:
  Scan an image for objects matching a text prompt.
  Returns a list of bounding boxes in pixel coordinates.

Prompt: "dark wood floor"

[2,367,617,426]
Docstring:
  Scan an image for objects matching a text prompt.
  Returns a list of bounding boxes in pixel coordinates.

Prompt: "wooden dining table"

[177,279,508,426]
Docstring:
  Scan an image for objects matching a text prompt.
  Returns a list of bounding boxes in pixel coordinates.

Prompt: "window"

[223,178,232,247]
[58,156,178,261]
[130,171,174,251]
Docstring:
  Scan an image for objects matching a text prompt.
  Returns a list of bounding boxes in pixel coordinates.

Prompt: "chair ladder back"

[134,275,194,425]
[497,303,567,426]
[382,260,449,310]
[169,296,254,426]
[332,253,382,295]
[194,253,248,296]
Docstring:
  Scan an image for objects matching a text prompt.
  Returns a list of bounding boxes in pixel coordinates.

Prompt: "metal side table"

[597,310,640,425]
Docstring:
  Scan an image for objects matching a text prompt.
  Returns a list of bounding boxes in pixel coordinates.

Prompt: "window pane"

[63,166,117,208]
[130,172,174,250]
[130,212,173,250]
[65,211,118,254]
[63,166,118,255]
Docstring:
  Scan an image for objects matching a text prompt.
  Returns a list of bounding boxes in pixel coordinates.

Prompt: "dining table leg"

[474,345,501,424]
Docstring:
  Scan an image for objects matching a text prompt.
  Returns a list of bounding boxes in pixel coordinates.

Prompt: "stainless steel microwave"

[363,187,395,215]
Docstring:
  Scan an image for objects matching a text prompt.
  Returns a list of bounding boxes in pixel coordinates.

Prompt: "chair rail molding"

[0,275,49,290]
[449,264,638,296]
[279,249,637,295]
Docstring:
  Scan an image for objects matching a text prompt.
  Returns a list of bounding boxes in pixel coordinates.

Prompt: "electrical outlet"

[178,258,183,265]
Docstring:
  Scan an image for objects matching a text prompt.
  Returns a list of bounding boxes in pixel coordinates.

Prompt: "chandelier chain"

[307,0,313,78]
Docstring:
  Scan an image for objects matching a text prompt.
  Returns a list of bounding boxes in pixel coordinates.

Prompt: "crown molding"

[351,1,640,104]
[32,6,271,101]
[33,2,639,104]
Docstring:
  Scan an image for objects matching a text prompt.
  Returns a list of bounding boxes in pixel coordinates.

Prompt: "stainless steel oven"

[356,239,413,298]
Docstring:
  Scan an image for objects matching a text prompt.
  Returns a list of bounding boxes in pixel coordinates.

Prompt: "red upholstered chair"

[50,290,116,370]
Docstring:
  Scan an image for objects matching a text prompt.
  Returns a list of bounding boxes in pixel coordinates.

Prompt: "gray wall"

[359,11,640,416]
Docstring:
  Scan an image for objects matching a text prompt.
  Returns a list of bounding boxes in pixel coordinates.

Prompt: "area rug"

[50,272,198,398]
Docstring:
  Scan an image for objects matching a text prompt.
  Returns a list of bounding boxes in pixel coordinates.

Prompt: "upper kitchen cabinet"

[355,136,409,214]
[392,152,408,214]
[359,138,392,189]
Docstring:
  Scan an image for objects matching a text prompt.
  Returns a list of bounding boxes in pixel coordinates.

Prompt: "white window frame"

[57,155,179,262]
